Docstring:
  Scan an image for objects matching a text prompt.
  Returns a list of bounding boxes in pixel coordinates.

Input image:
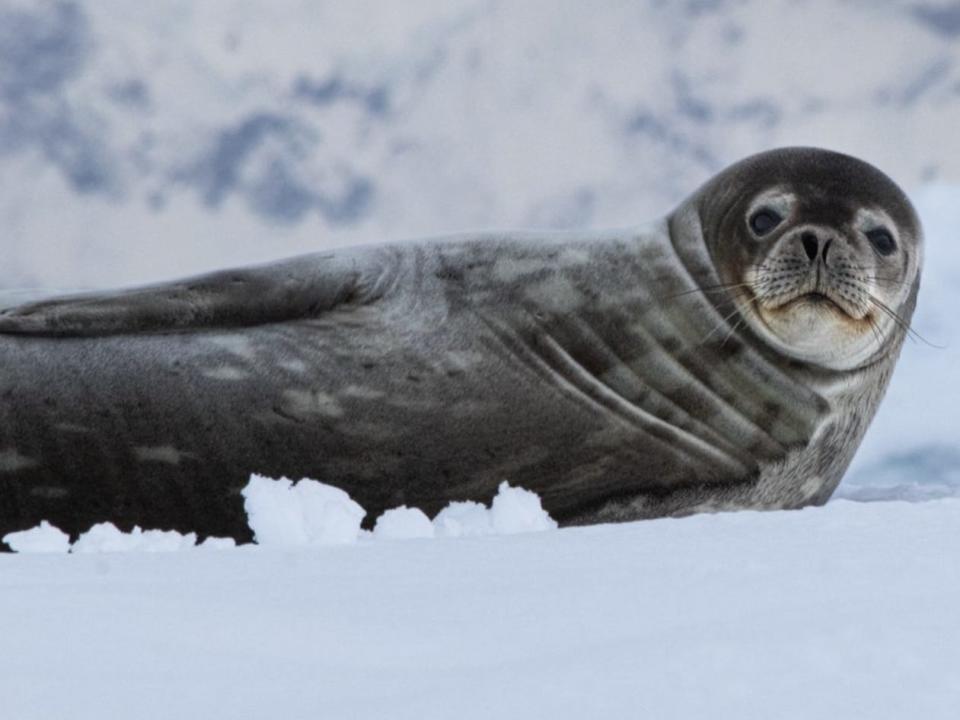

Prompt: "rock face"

[0,0,958,290]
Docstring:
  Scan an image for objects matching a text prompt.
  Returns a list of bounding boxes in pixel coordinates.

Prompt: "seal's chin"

[741,289,882,370]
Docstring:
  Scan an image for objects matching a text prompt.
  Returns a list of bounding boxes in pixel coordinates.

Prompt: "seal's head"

[695,147,922,371]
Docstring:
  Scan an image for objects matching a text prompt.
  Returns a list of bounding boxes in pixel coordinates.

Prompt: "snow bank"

[4,476,559,553]
[242,475,557,547]
[2,498,958,720]
[433,501,493,538]
[430,481,559,537]
[2,522,234,555]
[1,520,70,554]
[71,523,198,554]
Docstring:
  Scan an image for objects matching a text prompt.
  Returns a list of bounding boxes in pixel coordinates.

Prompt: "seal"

[0,147,922,545]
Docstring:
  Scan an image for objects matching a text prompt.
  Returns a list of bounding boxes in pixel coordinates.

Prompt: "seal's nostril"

[801,232,819,261]
[822,238,833,263]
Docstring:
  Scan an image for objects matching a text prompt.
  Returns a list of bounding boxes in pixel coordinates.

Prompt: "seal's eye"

[749,209,782,236]
[866,228,897,256]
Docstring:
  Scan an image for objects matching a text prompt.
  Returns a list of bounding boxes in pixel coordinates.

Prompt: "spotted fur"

[0,148,922,544]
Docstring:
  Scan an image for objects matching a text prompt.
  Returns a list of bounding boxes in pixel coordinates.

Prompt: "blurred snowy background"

[1,0,958,498]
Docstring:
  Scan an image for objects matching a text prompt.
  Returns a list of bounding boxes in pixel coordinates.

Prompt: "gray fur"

[0,147,922,544]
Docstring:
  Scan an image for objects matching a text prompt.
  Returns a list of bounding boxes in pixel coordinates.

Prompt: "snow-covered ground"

[2,498,959,719]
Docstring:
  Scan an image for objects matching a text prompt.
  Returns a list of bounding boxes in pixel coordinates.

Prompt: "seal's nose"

[800,232,834,263]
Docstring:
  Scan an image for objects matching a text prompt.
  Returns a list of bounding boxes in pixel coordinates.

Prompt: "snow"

[369,482,558,541]
[0,523,232,554]
[199,536,237,551]
[2,476,560,555]
[1,520,70,554]
[71,523,198,554]
[241,473,366,547]
[373,506,435,540]
[1,498,958,719]
[433,501,493,538]
[490,481,559,534]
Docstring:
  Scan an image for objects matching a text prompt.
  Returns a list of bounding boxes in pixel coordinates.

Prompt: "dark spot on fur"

[661,336,682,354]
[666,385,714,418]
[709,339,743,360]
[435,268,464,282]
[762,400,781,423]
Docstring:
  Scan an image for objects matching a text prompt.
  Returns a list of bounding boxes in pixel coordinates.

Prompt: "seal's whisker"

[867,294,943,349]
[661,281,753,301]
[700,292,761,347]
[698,304,743,345]
[661,274,787,302]
[720,311,750,348]
[865,315,885,354]
[863,276,912,286]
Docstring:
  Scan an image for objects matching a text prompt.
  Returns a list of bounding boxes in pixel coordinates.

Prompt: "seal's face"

[701,149,922,371]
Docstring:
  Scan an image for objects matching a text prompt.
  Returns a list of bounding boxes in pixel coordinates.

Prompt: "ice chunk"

[72,523,146,553]
[241,474,365,547]
[2,520,71,554]
[490,481,558,534]
[432,484,556,537]
[373,506,434,540]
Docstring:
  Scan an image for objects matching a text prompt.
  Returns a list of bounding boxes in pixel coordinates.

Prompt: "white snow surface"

[2,499,958,719]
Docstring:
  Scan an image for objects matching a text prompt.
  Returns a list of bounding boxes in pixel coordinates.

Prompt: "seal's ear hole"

[749,208,783,236]
[866,227,897,256]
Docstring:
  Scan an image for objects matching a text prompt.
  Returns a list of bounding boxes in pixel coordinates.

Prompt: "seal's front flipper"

[0,250,391,337]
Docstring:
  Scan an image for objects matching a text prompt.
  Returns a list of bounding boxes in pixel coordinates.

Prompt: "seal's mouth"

[790,291,848,314]
[761,285,866,321]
